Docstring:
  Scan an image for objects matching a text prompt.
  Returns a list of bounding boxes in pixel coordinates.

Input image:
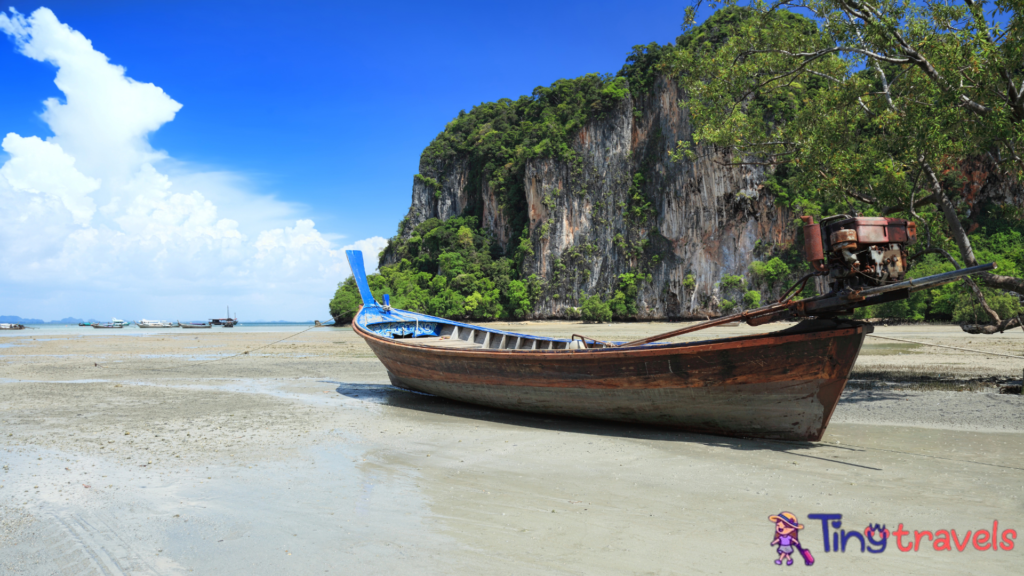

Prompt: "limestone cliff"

[387,74,794,319]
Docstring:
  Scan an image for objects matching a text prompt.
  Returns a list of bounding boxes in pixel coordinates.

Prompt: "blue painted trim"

[345,250,378,307]
[371,321,440,338]
[354,305,570,343]
[352,304,742,350]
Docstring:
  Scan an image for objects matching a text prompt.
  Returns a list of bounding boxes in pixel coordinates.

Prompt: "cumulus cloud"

[0,133,99,224]
[342,236,390,273]
[1,7,181,184]
[0,8,381,320]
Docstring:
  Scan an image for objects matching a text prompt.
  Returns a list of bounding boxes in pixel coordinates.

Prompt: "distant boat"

[179,321,211,329]
[91,323,124,329]
[0,323,26,330]
[135,319,178,328]
[210,306,238,327]
[92,318,128,329]
[78,322,92,326]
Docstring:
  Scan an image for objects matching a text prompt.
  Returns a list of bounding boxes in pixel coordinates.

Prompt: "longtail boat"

[345,215,995,441]
[179,321,212,329]
[211,306,238,327]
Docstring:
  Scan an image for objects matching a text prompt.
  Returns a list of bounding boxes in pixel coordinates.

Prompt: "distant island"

[0,316,92,325]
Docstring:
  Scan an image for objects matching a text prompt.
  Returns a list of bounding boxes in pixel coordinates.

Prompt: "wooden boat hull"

[341,248,866,441]
[355,320,867,441]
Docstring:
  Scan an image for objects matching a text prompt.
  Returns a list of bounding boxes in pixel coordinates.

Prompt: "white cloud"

[0,133,99,224]
[0,8,381,320]
[1,7,180,186]
[342,236,390,274]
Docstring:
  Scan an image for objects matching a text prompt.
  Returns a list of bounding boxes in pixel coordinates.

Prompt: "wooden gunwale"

[352,316,864,361]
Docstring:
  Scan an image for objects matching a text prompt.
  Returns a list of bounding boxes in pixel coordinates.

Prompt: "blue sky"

[2,0,692,244]
[0,1,699,320]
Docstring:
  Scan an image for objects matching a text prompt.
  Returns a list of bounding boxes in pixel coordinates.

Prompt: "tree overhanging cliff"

[673,1,1024,332]
[330,6,1023,327]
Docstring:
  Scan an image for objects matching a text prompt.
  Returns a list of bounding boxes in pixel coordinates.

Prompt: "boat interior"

[356,304,613,351]
[355,308,842,353]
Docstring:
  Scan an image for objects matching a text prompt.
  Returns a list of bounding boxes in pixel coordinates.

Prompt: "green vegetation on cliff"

[415,73,630,242]
[330,216,542,323]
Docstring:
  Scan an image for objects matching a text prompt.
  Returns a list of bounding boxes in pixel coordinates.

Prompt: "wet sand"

[1,322,1022,574]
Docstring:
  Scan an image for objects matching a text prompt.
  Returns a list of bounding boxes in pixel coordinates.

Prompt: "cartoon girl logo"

[770,512,814,566]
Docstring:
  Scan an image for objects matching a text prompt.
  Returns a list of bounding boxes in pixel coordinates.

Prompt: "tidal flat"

[1,322,1022,574]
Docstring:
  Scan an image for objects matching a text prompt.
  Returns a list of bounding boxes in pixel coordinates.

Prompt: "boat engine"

[801,214,917,294]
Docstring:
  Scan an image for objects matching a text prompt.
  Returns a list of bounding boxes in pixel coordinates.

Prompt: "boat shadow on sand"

[324,380,882,471]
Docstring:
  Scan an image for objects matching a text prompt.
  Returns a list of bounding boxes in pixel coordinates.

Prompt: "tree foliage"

[743,289,763,309]
[748,257,792,291]
[673,1,1024,331]
[330,216,545,322]
[328,276,363,324]
[581,294,613,323]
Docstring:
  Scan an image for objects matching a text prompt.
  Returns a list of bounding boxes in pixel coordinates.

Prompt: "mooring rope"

[867,333,1024,360]
[185,323,327,366]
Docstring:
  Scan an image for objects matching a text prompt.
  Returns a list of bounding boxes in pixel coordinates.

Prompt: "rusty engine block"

[801,214,917,294]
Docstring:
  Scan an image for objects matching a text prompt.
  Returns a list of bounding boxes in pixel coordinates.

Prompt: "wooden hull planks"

[352,317,868,441]
[342,248,868,441]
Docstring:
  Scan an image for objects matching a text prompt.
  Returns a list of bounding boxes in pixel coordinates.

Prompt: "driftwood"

[961,314,1024,335]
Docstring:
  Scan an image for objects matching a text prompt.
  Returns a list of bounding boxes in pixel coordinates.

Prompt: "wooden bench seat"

[404,336,483,349]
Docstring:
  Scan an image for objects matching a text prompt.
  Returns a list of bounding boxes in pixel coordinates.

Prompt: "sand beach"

[1,321,1022,574]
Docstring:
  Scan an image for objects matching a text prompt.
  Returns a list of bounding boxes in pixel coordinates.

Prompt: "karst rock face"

[390,76,797,319]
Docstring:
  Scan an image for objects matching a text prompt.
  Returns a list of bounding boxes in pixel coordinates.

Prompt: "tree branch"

[837,0,991,116]
[843,188,878,204]
[978,272,1024,293]
[880,193,937,216]
[961,317,1022,334]
[921,156,979,267]
[733,49,843,101]
[962,275,1002,323]
[740,46,910,65]
[856,96,874,117]
[920,235,1003,326]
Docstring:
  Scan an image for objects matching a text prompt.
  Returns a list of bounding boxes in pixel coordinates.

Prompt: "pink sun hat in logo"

[769,512,804,530]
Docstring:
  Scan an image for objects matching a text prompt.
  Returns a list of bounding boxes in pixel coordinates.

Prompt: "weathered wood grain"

[354,320,868,441]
